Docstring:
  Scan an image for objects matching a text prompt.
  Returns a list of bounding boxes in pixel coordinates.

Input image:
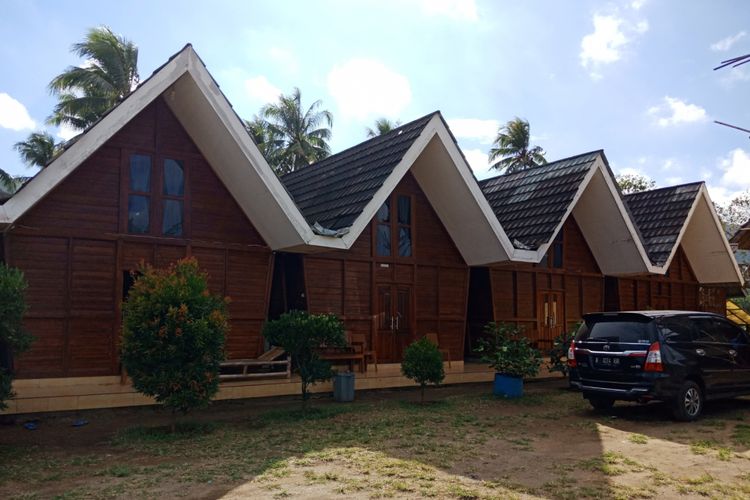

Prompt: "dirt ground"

[1,379,749,499]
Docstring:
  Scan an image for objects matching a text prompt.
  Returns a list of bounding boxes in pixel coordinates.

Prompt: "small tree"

[0,264,33,411]
[401,337,445,404]
[121,258,228,430]
[475,323,542,379]
[262,310,346,404]
[616,173,655,194]
[547,323,580,377]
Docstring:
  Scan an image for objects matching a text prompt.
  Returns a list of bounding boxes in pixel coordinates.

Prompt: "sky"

[0,0,749,205]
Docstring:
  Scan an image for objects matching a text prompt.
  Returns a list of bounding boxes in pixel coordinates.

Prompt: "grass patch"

[732,424,750,447]
[628,433,648,445]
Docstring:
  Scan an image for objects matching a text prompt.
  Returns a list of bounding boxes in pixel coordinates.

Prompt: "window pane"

[163,159,184,196]
[552,242,563,268]
[376,199,390,222]
[376,223,391,256]
[398,226,412,257]
[397,196,411,225]
[130,155,151,192]
[162,199,183,236]
[128,195,150,233]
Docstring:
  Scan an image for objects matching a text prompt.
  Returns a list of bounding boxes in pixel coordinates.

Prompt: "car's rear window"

[576,317,655,344]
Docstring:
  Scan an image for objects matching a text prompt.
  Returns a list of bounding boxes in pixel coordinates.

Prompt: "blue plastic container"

[333,372,355,402]
[493,373,523,398]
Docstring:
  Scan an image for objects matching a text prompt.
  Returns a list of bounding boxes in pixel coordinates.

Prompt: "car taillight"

[567,341,577,368]
[643,341,663,372]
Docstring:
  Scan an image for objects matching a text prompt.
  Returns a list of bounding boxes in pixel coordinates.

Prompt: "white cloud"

[327,59,412,121]
[463,148,493,178]
[616,166,647,177]
[648,96,707,127]
[709,148,750,205]
[57,123,78,141]
[710,31,746,52]
[446,118,499,144]
[662,158,676,170]
[0,92,35,131]
[665,176,684,185]
[630,0,648,10]
[244,76,282,105]
[719,66,750,88]
[419,0,478,21]
[579,14,648,79]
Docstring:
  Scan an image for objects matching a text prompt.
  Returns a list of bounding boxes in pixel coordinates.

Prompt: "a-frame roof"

[624,182,703,266]
[282,112,438,232]
[478,151,601,250]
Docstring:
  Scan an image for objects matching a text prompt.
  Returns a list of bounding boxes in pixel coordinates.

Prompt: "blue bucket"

[493,373,523,398]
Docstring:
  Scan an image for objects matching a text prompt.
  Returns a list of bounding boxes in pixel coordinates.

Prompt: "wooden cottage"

[0,45,742,413]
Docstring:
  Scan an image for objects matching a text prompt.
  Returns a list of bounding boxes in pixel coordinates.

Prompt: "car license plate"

[594,356,619,367]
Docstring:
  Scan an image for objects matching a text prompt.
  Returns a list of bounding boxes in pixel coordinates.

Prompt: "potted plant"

[475,322,542,398]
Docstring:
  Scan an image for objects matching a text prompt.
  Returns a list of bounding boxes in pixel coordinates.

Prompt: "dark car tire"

[588,396,615,411]
[672,381,703,422]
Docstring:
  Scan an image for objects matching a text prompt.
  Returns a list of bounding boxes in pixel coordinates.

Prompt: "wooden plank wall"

[488,217,604,341]
[8,98,273,378]
[616,247,725,314]
[303,172,469,361]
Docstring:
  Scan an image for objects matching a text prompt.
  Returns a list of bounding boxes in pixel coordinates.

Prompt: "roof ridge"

[478,149,603,185]
[281,111,440,181]
[623,181,704,199]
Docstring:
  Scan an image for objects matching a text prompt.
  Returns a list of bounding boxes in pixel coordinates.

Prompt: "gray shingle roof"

[280,112,437,231]
[624,182,702,266]
[478,151,602,249]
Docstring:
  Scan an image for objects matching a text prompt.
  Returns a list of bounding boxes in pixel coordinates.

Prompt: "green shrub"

[401,337,445,404]
[475,322,542,379]
[121,258,228,427]
[0,264,32,411]
[547,323,580,377]
[262,310,346,403]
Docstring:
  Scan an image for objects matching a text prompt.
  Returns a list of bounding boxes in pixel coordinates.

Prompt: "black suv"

[568,311,750,421]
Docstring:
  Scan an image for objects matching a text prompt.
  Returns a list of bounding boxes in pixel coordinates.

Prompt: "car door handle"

[729,349,737,357]
[695,348,706,356]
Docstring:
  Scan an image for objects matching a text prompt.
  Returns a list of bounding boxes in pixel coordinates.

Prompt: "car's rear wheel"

[588,396,615,411]
[672,381,703,421]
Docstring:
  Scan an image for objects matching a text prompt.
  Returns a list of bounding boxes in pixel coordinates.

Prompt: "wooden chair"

[219,346,291,381]
[350,332,378,372]
[426,333,451,368]
[318,331,365,372]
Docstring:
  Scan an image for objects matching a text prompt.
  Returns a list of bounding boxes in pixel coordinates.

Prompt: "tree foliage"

[259,87,333,175]
[616,173,656,195]
[0,264,32,410]
[262,310,346,402]
[715,190,750,236]
[48,26,139,130]
[366,118,401,138]
[401,337,445,404]
[488,117,547,173]
[121,258,228,421]
[14,131,59,168]
[547,323,580,377]
[475,323,542,379]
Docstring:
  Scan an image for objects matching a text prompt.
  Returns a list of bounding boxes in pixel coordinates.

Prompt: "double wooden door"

[538,291,565,349]
[376,285,413,362]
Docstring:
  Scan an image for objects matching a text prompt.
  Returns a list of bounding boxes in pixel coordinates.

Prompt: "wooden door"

[376,285,413,362]
[538,291,565,350]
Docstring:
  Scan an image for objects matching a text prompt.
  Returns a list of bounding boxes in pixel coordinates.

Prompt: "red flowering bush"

[121,258,228,421]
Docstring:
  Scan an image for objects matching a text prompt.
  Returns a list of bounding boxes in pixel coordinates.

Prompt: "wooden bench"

[219,347,291,381]
[318,347,365,373]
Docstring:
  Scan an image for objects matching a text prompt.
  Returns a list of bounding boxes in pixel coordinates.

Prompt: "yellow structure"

[726,299,750,327]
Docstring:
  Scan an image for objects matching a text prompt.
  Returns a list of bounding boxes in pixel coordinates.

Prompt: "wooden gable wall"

[485,216,603,347]
[7,98,273,378]
[302,172,469,362]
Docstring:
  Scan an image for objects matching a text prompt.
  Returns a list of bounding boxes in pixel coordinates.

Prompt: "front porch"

[3,361,530,415]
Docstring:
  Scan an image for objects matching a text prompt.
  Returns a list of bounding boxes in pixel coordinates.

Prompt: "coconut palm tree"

[366,118,401,138]
[261,87,332,175]
[244,115,284,167]
[0,169,16,193]
[488,117,547,173]
[14,132,58,168]
[47,26,139,131]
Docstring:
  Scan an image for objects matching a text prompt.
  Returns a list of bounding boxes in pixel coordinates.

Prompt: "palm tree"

[14,132,58,168]
[366,118,401,138]
[488,117,547,173]
[261,87,333,175]
[244,115,284,166]
[47,26,139,131]
[0,169,17,193]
